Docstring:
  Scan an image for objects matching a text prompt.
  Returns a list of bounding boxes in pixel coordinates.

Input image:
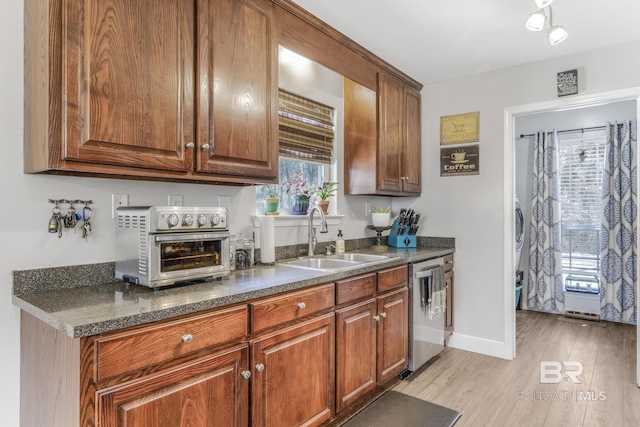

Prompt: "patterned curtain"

[600,120,637,324]
[527,130,564,313]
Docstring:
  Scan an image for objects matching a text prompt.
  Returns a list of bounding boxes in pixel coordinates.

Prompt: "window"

[256,90,335,213]
[558,134,606,293]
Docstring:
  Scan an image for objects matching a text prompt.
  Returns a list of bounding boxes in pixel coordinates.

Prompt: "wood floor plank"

[391,310,638,427]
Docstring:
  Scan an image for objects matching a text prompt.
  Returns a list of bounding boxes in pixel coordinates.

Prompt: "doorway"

[503,87,640,385]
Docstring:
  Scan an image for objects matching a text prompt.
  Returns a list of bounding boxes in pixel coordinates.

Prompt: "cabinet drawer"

[94,305,248,382]
[251,283,335,333]
[336,273,376,305]
[377,265,408,293]
[444,254,454,272]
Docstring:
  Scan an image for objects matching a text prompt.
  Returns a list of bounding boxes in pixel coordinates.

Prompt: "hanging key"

[81,220,92,241]
[48,202,64,238]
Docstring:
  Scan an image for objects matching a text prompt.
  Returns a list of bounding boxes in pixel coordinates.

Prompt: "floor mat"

[342,390,461,427]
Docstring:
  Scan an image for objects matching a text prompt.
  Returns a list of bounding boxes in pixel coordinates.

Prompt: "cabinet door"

[377,73,404,193]
[402,87,421,194]
[445,270,454,335]
[376,287,408,385]
[251,314,335,427]
[62,0,195,172]
[336,299,377,412]
[196,0,278,181]
[96,345,249,427]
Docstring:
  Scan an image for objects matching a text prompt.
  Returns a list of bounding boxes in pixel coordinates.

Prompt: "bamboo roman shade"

[278,89,335,164]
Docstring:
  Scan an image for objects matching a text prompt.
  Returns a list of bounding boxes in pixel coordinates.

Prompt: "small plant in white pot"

[371,206,391,227]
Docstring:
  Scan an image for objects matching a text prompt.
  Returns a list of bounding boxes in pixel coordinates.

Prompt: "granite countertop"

[12,246,454,339]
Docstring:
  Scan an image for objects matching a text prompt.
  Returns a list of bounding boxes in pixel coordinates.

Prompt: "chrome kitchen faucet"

[307,204,328,256]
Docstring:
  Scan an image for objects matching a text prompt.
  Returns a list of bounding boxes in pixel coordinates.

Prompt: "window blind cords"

[278,89,335,164]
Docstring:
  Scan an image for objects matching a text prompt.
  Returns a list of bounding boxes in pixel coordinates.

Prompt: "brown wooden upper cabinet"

[24,0,278,184]
[344,73,422,196]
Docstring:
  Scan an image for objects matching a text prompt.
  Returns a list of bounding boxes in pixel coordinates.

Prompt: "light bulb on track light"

[547,25,568,45]
[525,9,547,31]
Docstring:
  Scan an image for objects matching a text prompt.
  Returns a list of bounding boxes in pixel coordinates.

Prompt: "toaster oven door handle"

[154,232,230,242]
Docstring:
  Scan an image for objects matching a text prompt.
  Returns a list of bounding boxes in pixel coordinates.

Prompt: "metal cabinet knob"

[185,142,195,149]
[255,363,265,372]
[182,334,193,343]
[241,371,251,380]
[380,312,387,319]
[374,315,381,322]
[201,143,210,150]
[297,302,306,310]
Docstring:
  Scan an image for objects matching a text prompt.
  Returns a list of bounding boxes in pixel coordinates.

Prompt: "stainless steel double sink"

[279,253,391,271]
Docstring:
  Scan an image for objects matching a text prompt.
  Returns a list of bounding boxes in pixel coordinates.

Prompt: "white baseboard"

[447,333,510,360]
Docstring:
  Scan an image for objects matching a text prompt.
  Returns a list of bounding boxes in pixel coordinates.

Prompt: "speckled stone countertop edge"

[13,246,454,339]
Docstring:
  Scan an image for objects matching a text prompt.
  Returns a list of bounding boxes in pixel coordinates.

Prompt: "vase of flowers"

[282,170,311,215]
[312,181,339,213]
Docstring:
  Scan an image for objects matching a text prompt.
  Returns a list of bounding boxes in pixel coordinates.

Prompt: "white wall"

[393,39,640,358]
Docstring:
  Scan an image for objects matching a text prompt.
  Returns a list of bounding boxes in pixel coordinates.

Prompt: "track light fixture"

[525,0,567,45]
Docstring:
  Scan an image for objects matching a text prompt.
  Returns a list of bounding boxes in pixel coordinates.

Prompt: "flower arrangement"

[313,181,339,201]
[282,170,311,197]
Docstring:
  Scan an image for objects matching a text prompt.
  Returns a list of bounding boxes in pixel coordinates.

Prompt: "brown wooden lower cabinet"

[335,299,377,411]
[445,270,454,335]
[251,313,335,427]
[96,345,249,427]
[377,287,409,385]
[336,286,409,414]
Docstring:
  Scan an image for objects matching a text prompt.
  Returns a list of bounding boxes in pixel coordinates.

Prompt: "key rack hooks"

[48,199,94,240]
[49,199,93,206]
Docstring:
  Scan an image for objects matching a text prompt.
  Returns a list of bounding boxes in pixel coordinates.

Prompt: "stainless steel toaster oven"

[115,206,231,288]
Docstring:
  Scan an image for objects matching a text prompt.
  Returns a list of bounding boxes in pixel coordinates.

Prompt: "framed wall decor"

[440,111,479,145]
[557,69,578,97]
[440,144,480,177]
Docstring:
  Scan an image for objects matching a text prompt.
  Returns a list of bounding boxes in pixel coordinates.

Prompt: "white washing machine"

[515,195,525,271]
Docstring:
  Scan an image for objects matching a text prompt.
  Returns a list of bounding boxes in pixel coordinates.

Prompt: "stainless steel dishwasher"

[407,257,446,373]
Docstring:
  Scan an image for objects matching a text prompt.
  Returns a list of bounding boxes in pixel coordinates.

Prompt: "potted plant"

[282,170,311,215]
[262,185,280,214]
[312,181,339,213]
[371,206,391,227]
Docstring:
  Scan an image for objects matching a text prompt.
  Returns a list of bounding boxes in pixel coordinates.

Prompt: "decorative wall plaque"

[557,69,578,97]
[440,144,480,177]
[440,112,479,145]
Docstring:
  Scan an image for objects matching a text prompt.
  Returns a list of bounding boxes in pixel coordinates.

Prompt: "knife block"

[387,219,416,248]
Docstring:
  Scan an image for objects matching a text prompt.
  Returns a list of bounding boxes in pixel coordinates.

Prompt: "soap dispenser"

[336,230,345,254]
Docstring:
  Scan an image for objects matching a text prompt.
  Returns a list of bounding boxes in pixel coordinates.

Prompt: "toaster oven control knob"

[182,214,194,227]
[211,215,221,226]
[167,214,179,228]
[196,214,208,227]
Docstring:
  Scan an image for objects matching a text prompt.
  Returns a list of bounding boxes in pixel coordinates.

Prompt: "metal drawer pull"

[182,334,193,343]
[380,312,387,319]
[374,315,381,322]
[255,363,265,372]
[241,371,251,380]
[201,143,210,150]
[185,142,195,149]
[297,302,306,310]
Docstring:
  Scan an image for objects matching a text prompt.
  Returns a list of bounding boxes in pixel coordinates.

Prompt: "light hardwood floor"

[393,310,640,427]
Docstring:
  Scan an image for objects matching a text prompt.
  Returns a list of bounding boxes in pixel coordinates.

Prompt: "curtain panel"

[527,130,565,313]
[600,120,637,324]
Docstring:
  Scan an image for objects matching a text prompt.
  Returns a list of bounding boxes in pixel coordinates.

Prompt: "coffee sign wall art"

[440,111,479,145]
[440,144,480,177]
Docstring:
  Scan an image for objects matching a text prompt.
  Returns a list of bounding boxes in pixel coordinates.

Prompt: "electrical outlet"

[365,201,372,216]
[168,194,183,206]
[218,195,232,209]
[112,194,129,219]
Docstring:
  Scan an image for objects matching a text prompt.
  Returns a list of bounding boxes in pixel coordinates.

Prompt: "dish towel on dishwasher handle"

[419,265,446,320]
